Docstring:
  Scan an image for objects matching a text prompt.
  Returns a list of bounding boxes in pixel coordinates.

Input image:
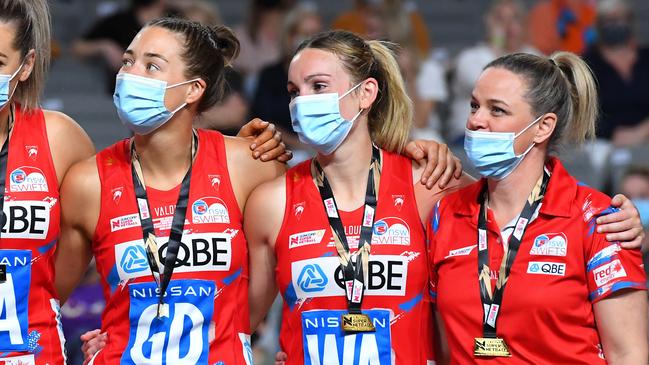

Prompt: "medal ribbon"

[131,131,197,316]
[311,145,381,315]
[0,106,13,236]
[477,169,550,338]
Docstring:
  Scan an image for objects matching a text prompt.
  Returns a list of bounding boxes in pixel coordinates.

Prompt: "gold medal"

[341,313,375,333]
[473,337,512,357]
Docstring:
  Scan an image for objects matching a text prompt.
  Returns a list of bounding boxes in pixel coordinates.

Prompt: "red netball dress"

[275,149,435,365]
[90,129,252,365]
[0,104,65,365]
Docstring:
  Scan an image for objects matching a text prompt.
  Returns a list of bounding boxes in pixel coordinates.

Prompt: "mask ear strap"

[166,78,201,89]
[514,114,544,138]
[349,108,364,124]
[339,81,364,100]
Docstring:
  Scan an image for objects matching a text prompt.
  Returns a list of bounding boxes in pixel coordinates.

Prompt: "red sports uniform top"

[0,104,65,365]
[427,157,646,364]
[275,150,435,365]
[90,129,253,365]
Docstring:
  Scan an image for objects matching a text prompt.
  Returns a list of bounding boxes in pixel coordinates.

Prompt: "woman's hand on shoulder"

[596,193,645,249]
[237,118,293,163]
[404,139,463,190]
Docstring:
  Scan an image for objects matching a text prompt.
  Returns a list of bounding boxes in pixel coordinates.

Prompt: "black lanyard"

[477,170,550,338]
[131,132,196,316]
[312,145,381,314]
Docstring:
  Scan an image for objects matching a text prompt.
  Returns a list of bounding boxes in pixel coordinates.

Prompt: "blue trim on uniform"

[398,293,423,312]
[589,281,646,301]
[284,282,298,311]
[576,181,589,187]
[432,203,440,233]
[38,238,57,254]
[587,255,616,273]
[321,251,334,257]
[107,264,120,292]
[222,267,242,286]
[429,288,437,300]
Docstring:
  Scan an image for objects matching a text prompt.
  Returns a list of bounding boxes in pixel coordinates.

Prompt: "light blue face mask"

[289,82,363,155]
[464,115,543,180]
[0,62,24,110]
[113,73,199,135]
[632,198,649,228]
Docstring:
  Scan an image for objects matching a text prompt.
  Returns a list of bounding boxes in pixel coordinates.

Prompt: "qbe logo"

[291,256,408,299]
[297,264,328,292]
[527,261,566,276]
[120,245,149,274]
[123,280,214,364]
[191,197,230,224]
[9,167,48,192]
[302,309,391,365]
[1,201,50,240]
[115,233,233,281]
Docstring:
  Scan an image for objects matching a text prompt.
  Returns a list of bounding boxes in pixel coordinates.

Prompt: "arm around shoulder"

[244,175,286,331]
[56,156,101,303]
[224,135,286,211]
[43,110,95,185]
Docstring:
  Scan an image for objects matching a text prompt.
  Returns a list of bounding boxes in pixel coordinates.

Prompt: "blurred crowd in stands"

[50,0,649,364]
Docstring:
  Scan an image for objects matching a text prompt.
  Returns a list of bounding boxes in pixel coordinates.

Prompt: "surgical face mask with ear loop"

[0,62,24,109]
[289,82,363,155]
[464,114,543,180]
[113,73,199,135]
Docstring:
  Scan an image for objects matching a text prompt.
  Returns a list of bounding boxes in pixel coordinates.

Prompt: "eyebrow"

[304,73,331,82]
[488,98,510,107]
[123,50,169,63]
[0,51,7,59]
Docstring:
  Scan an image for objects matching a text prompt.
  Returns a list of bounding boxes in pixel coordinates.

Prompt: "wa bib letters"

[302,309,392,365]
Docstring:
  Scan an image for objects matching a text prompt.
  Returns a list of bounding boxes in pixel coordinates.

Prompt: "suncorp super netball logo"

[192,197,230,224]
[10,166,48,192]
[371,217,410,245]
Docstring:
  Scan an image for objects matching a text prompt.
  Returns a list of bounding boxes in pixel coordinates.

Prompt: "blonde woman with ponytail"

[428,52,647,364]
[245,30,474,364]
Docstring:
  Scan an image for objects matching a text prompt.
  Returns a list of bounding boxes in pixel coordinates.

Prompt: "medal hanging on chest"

[473,170,550,357]
[131,131,197,317]
[311,145,382,333]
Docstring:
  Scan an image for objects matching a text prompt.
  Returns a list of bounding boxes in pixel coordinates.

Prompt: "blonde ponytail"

[367,40,412,153]
[550,52,598,145]
[486,51,599,150]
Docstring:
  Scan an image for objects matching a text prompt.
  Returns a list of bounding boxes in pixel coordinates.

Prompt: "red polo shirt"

[427,157,646,364]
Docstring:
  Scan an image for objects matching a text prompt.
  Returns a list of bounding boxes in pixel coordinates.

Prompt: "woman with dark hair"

[55,18,289,364]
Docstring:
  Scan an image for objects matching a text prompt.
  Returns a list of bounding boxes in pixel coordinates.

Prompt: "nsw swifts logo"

[9,166,48,192]
[25,145,38,160]
[192,197,230,224]
[371,217,410,245]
